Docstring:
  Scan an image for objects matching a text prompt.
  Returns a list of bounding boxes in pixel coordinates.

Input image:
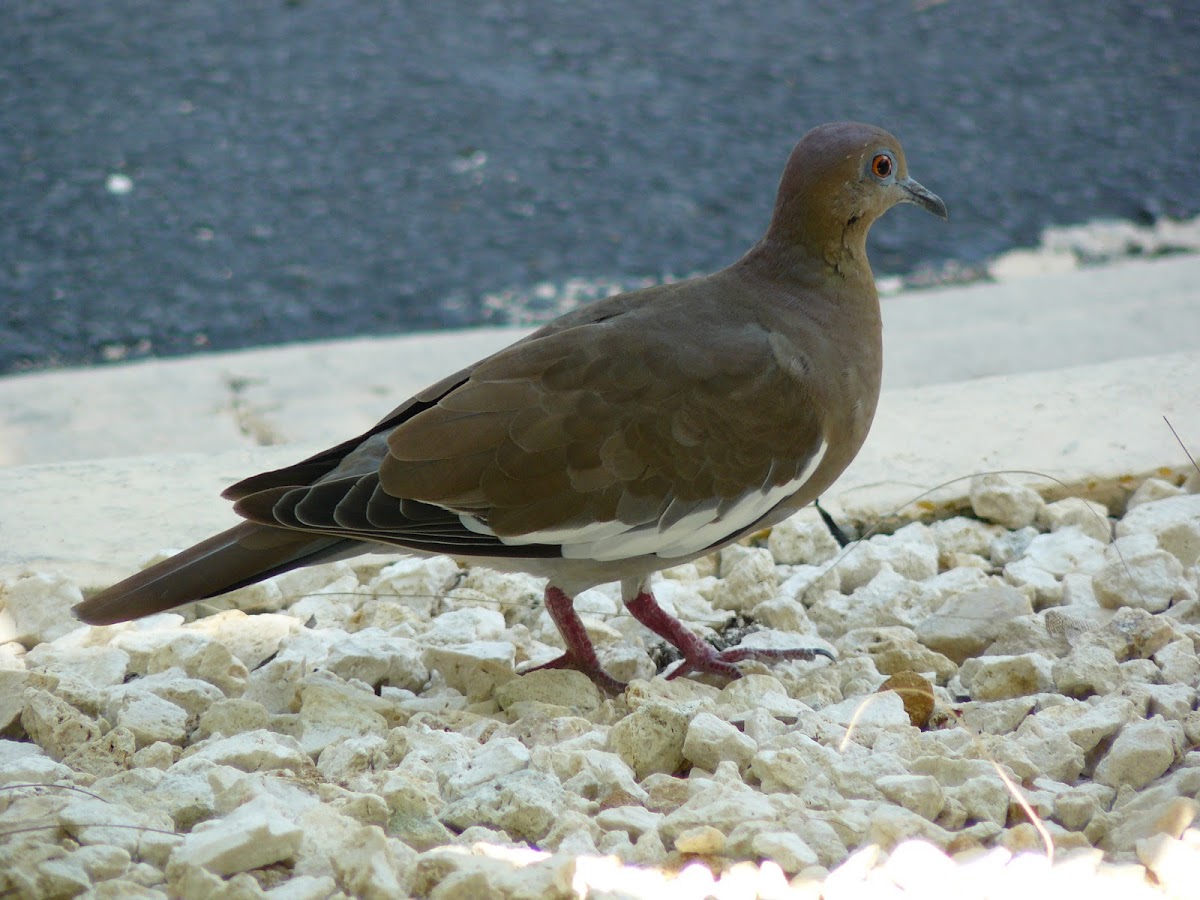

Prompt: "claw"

[525,651,627,695]
[665,644,834,681]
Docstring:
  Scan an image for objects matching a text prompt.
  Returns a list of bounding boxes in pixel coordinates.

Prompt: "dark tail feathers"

[73,521,350,625]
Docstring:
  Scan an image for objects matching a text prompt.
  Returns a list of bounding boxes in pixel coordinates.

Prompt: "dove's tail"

[73,521,352,625]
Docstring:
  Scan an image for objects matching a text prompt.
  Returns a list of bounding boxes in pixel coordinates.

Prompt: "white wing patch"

[457,439,828,562]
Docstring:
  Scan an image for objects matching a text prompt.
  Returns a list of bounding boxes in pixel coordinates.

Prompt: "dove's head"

[765,122,947,271]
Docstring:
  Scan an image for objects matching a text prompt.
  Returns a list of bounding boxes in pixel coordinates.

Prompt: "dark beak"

[899,176,948,220]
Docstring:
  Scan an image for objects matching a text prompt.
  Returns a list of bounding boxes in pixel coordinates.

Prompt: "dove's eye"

[871,153,894,179]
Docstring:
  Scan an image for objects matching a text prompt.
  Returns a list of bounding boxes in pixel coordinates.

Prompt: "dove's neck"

[737,222,878,306]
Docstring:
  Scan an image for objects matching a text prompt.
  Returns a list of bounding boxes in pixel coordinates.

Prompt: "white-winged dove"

[75,122,947,692]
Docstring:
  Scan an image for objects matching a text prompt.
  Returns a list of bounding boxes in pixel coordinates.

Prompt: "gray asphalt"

[3,0,1198,373]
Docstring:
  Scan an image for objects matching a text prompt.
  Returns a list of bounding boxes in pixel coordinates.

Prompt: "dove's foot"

[524,585,626,694]
[625,588,834,681]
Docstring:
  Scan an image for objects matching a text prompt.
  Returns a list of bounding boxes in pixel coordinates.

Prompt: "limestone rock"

[608,702,692,780]
[970,475,1044,529]
[916,584,1032,664]
[959,654,1055,701]
[1117,493,1200,567]
[1093,716,1185,790]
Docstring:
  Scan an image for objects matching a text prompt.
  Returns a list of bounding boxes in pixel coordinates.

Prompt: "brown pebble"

[878,671,935,728]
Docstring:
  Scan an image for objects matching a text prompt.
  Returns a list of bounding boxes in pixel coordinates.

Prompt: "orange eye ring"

[871,154,893,179]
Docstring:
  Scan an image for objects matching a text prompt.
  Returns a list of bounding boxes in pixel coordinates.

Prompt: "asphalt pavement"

[3,0,1199,373]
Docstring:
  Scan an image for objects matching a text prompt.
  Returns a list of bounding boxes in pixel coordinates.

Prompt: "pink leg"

[526,586,626,694]
[625,589,834,681]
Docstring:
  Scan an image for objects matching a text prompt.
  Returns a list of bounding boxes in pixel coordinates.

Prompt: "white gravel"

[2,474,1199,898]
